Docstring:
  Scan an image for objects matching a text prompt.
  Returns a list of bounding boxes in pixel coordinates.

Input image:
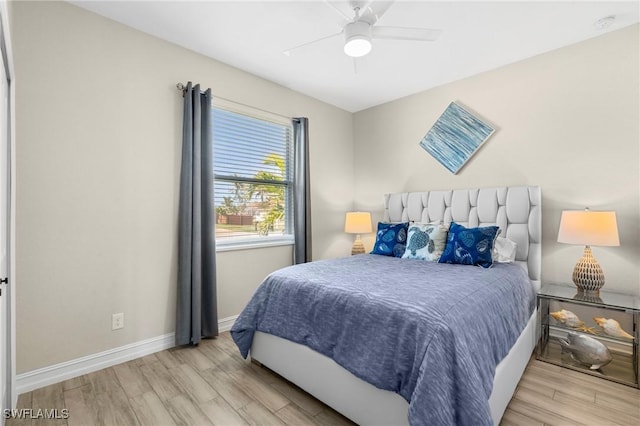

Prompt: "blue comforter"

[231,255,535,425]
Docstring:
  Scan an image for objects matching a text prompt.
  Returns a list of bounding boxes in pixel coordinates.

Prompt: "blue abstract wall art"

[419,102,495,174]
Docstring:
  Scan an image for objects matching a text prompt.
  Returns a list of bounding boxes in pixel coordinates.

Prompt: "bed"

[231,186,541,425]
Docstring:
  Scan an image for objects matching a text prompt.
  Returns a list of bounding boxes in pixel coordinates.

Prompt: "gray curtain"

[176,82,218,346]
[293,117,311,264]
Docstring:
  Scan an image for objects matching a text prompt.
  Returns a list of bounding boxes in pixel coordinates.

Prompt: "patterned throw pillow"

[370,222,409,257]
[401,223,448,261]
[438,222,499,268]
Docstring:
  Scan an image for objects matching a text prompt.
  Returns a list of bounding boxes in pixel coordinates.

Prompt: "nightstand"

[537,283,640,388]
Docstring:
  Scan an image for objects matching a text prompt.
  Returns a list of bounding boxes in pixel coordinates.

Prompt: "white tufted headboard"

[384,186,541,290]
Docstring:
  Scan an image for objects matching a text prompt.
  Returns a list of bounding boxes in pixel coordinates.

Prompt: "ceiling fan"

[283,0,442,58]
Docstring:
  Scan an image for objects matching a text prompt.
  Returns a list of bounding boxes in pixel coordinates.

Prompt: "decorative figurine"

[557,332,613,370]
[550,309,596,334]
[593,317,634,340]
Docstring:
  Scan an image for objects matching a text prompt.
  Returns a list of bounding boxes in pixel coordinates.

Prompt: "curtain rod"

[176,82,292,121]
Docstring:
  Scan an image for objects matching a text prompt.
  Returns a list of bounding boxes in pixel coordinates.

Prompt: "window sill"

[216,236,294,252]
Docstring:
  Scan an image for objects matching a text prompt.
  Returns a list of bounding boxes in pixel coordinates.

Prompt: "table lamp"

[344,212,372,255]
[557,209,619,294]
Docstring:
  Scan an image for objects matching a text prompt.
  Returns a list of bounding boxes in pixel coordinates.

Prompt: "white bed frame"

[251,186,542,425]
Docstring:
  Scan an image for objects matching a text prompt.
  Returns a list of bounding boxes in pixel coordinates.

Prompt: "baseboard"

[16,315,239,395]
[218,314,238,333]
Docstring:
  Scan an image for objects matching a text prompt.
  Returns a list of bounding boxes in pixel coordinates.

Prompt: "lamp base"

[573,291,604,304]
[351,235,365,255]
[572,246,605,294]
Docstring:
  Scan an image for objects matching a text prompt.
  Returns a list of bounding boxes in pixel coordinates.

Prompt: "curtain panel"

[293,117,311,264]
[176,82,218,346]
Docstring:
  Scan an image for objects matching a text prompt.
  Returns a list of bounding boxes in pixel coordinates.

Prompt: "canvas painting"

[419,102,495,174]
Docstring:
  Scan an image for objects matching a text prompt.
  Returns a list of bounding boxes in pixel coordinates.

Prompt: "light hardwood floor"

[9,332,640,425]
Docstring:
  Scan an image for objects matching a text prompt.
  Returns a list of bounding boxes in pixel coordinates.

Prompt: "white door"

[0,36,8,415]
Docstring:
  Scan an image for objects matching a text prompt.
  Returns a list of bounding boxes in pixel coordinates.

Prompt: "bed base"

[251,309,537,426]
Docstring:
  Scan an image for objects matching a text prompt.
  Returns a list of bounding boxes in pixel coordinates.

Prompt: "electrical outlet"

[112,313,124,330]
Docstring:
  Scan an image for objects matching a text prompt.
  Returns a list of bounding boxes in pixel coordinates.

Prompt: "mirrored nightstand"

[537,283,639,388]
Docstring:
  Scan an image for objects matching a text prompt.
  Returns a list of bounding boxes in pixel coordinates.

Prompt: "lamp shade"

[344,212,372,234]
[557,210,620,247]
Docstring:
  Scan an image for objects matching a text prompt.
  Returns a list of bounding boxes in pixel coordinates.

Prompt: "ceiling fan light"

[343,20,372,57]
[344,36,372,57]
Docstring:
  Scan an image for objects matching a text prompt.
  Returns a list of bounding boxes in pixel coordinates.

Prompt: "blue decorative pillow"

[370,222,409,257]
[438,222,499,268]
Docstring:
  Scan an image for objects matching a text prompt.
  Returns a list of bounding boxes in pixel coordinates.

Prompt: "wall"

[354,25,640,295]
[11,1,354,373]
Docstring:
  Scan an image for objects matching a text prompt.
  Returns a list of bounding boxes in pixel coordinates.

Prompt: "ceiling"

[71,1,639,112]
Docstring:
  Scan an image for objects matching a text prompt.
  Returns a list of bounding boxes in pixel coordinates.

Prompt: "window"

[212,100,293,247]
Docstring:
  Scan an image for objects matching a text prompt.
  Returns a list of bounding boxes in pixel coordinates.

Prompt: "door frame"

[0,0,16,413]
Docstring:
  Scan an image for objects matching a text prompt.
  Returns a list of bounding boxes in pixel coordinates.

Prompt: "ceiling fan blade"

[323,0,352,23]
[283,31,342,56]
[359,1,396,25]
[372,26,442,41]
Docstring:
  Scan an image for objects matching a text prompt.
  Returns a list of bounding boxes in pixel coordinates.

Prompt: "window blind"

[212,107,293,241]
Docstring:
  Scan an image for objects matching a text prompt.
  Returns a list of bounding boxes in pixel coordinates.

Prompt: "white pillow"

[492,236,517,263]
[402,222,448,261]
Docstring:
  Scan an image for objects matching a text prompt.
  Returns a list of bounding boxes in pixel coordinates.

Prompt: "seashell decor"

[550,310,596,334]
[593,317,634,339]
